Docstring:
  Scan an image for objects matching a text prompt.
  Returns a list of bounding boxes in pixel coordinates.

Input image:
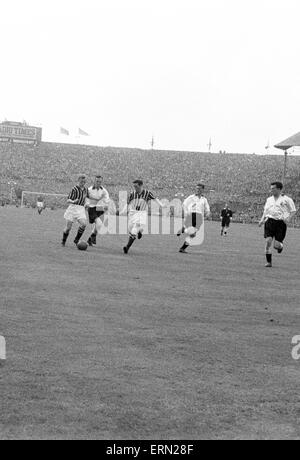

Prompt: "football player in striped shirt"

[86,175,110,246]
[62,175,88,246]
[121,180,164,254]
[259,181,296,267]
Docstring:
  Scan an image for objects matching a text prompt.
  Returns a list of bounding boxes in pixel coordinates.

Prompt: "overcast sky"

[1,0,300,154]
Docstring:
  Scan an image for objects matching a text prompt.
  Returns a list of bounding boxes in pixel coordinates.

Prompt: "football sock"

[126,236,136,251]
[88,233,97,245]
[180,242,189,251]
[62,230,70,244]
[75,226,85,243]
[266,253,272,264]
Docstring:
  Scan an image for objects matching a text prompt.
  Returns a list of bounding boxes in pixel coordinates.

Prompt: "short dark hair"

[197,183,205,189]
[133,180,143,186]
[95,175,103,179]
[271,181,283,190]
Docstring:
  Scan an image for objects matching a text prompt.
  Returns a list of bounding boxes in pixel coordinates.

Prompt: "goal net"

[21,191,68,210]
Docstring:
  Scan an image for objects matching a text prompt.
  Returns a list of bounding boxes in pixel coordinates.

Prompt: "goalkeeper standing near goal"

[36,196,45,215]
[62,175,88,246]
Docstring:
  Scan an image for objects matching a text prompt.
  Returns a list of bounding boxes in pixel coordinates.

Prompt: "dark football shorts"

[222,218,231,228]
[264,218,287,243]
[184,212,203,230]
[88,207,105,224]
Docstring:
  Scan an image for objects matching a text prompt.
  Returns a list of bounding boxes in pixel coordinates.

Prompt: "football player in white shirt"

[177,183,211,253]
[86,175,110,246]
[36,196,45,215]
[259,181,296,267]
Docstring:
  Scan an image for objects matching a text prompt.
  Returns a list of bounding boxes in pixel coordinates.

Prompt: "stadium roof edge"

[275,131,300,150]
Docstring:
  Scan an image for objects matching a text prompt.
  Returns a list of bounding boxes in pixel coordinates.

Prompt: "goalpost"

[21,191,68,209]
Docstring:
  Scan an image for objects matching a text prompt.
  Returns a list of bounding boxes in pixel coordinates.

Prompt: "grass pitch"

[0,207,300,440]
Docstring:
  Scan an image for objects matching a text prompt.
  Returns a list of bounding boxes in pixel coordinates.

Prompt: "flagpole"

[151,134,154,150]
[283,150,288,183]
[208,138,212,153]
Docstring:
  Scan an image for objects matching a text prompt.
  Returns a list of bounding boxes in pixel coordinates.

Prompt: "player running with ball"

[177,183,210,253]
[86,175,110,247]
[259,181,296,268]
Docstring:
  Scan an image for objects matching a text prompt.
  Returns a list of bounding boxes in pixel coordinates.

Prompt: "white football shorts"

[64,205,87,223]
[128,210,148,237]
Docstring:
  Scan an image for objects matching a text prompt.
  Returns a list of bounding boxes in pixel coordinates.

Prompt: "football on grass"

[77,241,88,251]
[184,226,197,238]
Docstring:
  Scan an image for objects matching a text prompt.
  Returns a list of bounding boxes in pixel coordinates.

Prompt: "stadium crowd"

[0,141,300,224]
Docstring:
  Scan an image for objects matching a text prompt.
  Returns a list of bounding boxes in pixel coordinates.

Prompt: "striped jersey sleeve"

[68,186,87,206]
[127,192,134,205]
[146,191,156,201]
[68,187,78,201]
